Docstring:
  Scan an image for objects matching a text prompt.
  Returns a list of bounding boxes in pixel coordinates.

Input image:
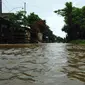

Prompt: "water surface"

[0,43,85,85]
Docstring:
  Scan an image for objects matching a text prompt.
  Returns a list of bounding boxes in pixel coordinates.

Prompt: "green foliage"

[27,12,41,25]
[54,2,85,42]
[9,11,42,29]
[70,40,85,44]
[8,10,62,43]
[55,36,66,43]
[9,10,28,30]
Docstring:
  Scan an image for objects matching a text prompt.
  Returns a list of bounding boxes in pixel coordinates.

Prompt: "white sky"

[2,0,85,38]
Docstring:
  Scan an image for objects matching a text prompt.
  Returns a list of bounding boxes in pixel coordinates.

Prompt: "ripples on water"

[63,44,85,82]
[0,43,85,85]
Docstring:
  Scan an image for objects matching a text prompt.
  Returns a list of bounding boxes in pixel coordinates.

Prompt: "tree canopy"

[54,2,85,41]
[8,10,58,43]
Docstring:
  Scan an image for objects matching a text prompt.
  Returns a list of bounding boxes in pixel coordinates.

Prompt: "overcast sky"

[2,0,85,37]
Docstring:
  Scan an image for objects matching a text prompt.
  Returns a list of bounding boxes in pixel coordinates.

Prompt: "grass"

[70,40,85,45]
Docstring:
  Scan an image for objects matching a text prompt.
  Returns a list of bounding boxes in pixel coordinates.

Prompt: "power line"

[2,0,26,12]
[2,1,10,11]
[4,0,8,3]
[3,0,13,8]
[9,7,23,13]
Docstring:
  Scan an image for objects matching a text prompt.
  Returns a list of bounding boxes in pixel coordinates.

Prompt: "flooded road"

[0,43,85,85]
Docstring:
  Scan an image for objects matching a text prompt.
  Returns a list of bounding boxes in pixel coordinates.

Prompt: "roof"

[0,17,12,25]
[0,13,14,20]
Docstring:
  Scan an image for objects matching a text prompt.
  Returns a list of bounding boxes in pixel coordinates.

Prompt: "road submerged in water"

[0,43,85,85]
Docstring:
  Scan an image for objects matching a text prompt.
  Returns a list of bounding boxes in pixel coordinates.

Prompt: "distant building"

[38,32,43,42]
[0,13,14,20]
[0,17,12,43]
[0,16,31,44]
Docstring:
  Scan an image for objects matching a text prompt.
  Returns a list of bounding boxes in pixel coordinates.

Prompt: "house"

[30,20,47,43]
[0,17,13,43]
[0,13,14,20]
[20,25,31,43]
[0,16,31,44]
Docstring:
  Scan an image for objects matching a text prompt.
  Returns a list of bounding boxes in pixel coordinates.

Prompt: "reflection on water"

[0,43,85,85]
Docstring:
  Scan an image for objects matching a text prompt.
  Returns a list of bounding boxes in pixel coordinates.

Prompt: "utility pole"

[24,2,26,13]
[0,0,2,13]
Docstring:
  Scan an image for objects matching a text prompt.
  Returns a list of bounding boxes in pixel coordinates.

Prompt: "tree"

[55,2,73,41]
[54,2,85,41]
[9,10,28,30]
[8,10,57,43]
[27,12,41,25]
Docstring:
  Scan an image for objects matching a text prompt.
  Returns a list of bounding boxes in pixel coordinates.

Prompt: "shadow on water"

[62,44,85,82]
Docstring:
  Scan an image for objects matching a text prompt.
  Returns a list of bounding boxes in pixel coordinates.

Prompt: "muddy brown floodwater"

[0,43,85,85]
